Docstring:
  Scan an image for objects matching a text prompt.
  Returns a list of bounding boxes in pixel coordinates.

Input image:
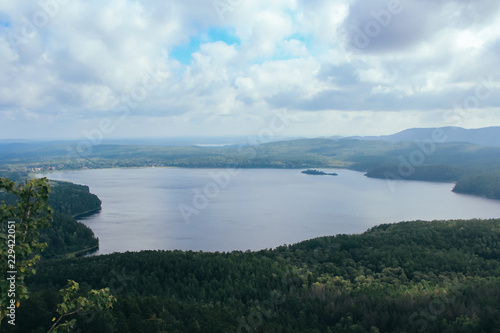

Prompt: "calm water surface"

[43,168,500,254]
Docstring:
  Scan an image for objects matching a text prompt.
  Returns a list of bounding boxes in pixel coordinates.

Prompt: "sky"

[0,0,500,140]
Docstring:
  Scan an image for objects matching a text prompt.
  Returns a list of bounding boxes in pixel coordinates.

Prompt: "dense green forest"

[1,219,499,332]
[1,138,500,199]
[0,172,100,258]
[452,172,500,200]
[47,180,102,218]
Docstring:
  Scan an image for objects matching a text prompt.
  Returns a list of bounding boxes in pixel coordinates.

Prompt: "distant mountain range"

[342,126,500,147]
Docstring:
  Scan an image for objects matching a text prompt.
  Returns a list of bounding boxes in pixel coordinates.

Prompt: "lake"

[42,168,500,254]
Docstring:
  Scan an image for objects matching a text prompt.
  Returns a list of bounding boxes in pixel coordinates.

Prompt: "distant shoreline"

[73,207,102,219]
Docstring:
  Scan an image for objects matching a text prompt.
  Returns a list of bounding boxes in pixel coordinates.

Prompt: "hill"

[347,126,500,147]
[0,171,101,258]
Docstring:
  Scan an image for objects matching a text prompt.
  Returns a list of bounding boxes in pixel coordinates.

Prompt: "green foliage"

[47,181,101,217]
[41,181,100,258]
[0,176,100,259]
[0,172,101,258]
[39,213,98,259]
[0,178,53,323]
[42,181,100,258]
[48,280,116,333]
[0,171,28,184]
[0,177,110,331]
[6,219,500,332]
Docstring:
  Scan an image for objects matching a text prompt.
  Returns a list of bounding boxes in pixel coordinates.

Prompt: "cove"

[43,168,500,254]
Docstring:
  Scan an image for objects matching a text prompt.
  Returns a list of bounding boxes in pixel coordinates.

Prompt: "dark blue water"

[43,168,500,254]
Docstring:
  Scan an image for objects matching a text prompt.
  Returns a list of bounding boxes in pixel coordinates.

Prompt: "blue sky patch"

[170,36,201,65]
[208,27,240,46]
[170,26,240,65]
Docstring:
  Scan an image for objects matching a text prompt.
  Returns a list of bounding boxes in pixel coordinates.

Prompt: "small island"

[301,169,338,176]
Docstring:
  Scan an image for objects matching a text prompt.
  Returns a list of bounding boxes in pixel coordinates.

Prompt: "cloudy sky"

[1,0,499,140]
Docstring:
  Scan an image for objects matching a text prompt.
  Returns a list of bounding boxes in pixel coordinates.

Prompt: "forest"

[452,172,500,200]
[0,171,100,258]
[3,210,500,331]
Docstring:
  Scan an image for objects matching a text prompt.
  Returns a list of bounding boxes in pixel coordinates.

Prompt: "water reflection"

[43,168,500,254]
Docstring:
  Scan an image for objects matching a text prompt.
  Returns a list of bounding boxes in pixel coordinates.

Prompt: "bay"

[42,168,500,254]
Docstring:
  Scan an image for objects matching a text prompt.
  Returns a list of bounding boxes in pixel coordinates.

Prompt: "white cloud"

[0,0,500,139]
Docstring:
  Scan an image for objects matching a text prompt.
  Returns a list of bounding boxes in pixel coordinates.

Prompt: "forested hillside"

[2,138,500,173]
[452,172,500,200]
[4,219,500,332]
[349,126,500,147]
[47,180,102,217]
[0,172,100,258]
